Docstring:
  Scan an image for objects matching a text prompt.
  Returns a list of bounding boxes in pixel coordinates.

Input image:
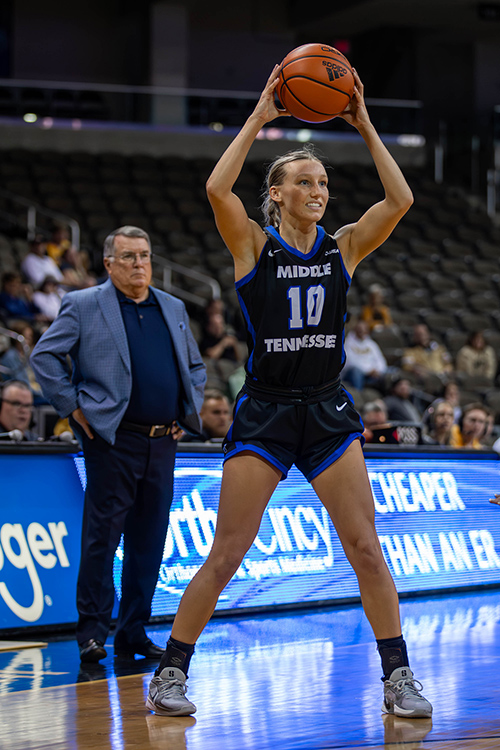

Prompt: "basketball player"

[147,66,432,719]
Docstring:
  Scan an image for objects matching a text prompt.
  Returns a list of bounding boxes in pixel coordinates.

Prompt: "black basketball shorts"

[222,381,364,482]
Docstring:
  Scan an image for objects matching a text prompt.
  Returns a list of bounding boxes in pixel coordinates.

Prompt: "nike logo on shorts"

[336,403,347,411]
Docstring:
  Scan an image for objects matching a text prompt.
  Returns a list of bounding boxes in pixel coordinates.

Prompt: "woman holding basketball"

[147,66,432,719]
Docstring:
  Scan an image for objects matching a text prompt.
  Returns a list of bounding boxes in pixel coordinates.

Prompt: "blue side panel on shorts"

[306,433,364,483]
[223,441,290,479]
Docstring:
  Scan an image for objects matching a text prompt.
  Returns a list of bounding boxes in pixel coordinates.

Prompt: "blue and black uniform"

[223,225,364,481]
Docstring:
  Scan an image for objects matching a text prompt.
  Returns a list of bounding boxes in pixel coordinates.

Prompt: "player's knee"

[350,536,385,576]
[210,549,245,587]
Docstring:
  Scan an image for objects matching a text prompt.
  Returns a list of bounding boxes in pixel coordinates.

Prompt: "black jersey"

[235,225,351,389]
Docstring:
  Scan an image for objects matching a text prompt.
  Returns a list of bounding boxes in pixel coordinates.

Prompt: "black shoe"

[114,638,165,660]
[79,639,107,663]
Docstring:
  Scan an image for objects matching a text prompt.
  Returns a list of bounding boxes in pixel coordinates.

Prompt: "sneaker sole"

[381,702,432,718]
[145,695,197,716]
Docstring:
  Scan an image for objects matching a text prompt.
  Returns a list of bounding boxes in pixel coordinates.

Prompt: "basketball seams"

[277,42,355,122]
[280,79,350,122]
[281,54,352,75]
[282,76,352,99]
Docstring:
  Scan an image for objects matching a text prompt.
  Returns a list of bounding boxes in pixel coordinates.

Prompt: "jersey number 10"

[287,285,325,329]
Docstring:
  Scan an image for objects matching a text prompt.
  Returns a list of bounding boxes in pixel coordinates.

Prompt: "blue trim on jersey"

[340,310,347,366]
[337,247,352,285]
[266,225,326,259]
[306,433,364,482]
[223,442,289,479]
[235,290,255,374]
[234,245,266,289]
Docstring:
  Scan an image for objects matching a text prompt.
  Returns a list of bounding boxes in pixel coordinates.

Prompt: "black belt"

[243,376,341,404]
[119,419,173,437]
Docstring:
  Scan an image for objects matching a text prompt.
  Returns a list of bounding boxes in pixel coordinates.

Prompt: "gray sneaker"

[382,666,432,718]
[146,667,197,716]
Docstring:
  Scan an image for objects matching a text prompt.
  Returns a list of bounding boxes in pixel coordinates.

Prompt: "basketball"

[277,43,355,123]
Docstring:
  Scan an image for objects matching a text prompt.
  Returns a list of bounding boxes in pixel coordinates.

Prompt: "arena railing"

[0,188,80,250]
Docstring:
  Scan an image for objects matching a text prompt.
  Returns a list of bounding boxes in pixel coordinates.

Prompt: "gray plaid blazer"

[31,278,206,443]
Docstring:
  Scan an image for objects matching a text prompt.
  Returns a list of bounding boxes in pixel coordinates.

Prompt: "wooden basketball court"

[1,588,499,749]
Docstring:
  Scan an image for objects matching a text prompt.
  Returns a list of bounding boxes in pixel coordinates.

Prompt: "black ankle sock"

[157,636,195,676]
[376,635,409,681]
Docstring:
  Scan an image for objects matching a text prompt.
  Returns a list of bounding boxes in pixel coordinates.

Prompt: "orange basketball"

[277,43,355,123]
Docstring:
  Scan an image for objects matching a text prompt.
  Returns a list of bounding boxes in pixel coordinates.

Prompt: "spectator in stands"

[455,330,497,382]
[402,323,453,392]
[60,245,97,290]
[0,380,36,440]
[46,224,72,265]
[449,402,490,448]
[0,272,45,324]
[32,276,64,321]
[482,411,497,448]
[200,312,241,364]
[443,380,462,423]
[0,322,47,404]
[422,399,455,445]
[21,235,64,289]
[202,297,245,343]
[361,400,391,442]
[360,284,393,332]
[181,389,232,443]
[343,319,388,391]
[384,376,422,423]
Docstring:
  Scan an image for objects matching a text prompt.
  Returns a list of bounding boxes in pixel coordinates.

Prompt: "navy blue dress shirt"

[117,287,181,424]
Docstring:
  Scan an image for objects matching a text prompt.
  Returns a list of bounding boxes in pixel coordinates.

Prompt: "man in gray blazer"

[31,226,206,663]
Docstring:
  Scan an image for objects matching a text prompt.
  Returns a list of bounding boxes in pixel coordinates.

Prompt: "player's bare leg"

[147,453,281,716]
[312,440,432,718]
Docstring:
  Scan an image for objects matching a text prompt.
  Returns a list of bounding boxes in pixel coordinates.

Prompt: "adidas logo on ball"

[322,61,348,80]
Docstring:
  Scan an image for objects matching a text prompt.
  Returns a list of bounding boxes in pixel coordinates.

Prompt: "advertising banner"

[1,449,500,630]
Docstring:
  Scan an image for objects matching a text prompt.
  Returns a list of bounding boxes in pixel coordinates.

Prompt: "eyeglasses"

[2,399,33,410]
[107,252,152,265]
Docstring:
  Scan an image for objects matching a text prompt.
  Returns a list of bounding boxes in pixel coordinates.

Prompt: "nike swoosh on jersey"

[268,247,282,256]
[336,402,347,411]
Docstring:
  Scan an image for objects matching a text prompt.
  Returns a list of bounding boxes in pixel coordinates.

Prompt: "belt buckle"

[149,424,165,438]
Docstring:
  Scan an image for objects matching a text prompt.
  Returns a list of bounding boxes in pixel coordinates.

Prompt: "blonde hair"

[261,146,326,229]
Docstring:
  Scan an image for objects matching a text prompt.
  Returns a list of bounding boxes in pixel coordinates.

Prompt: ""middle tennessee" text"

[264,334,337,352]
[277,263,332,278]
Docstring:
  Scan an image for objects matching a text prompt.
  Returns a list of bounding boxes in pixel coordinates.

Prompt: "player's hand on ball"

[253,65,290,123]
[337,68,370,130]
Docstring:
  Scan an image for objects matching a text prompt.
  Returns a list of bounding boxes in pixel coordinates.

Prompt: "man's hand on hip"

[171,421,185,441]
[72,407,94,439]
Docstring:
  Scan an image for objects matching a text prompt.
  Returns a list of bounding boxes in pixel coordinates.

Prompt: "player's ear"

[269,186,281,202]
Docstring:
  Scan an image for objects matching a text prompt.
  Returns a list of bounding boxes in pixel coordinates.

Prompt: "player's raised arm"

[334,69,414,275]
[206,66,289,277]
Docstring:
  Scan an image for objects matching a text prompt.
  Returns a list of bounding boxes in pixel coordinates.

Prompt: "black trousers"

[74,425,176,647]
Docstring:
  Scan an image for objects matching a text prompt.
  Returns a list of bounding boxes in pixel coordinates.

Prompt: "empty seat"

[455,312,493,332]
[460,273,494,294]
[468,291,498,313]
[439,257,470,276]
[407,257,438,276]
[445,330,468,354]
[391,272,418,292]
[421,311,458,333]
[371,328,406,350]
[426,273,460,292]
[433,290,463,311]
[408,238,440,258]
